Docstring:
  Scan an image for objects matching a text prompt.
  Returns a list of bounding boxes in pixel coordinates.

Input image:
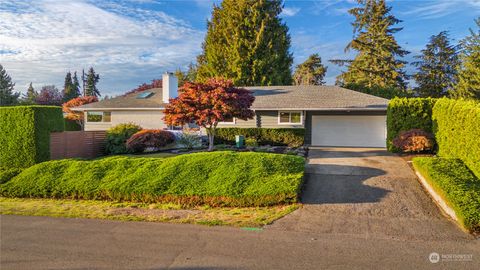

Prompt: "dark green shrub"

[0,106,64,168]
[433,98,480,178]
[0,168,24,184]
[105,123,142,154]
[386,98,437,152]
[1,152,305,207]
[215,128,305,147]
[64,119,81,131]
[413,157,480,233]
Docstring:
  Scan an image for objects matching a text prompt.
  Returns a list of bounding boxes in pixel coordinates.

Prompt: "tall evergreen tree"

[0,64,19,106]
[85,67,101,97]
[412,31,459,97]
[62,71,80,102]
[22,82,38,104]
[331,0,409,90]
[196,0,293,86]
[293,54,328,85]
[72,71,81,97]
[451,18,480,100]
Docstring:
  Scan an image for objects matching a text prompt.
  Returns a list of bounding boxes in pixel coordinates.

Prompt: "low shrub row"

[413,157,480,233]
[105,123,142,154]
[215,128,305,147]
[0,168,23,184]
[126,129,175,153]
[0,152,305,207]
[433,98,480,178]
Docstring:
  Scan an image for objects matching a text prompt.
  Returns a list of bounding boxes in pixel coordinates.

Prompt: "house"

[74,73,389,147]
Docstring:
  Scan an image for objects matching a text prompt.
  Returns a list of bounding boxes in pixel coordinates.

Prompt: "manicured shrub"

[245,138,258,147]
[176,132,203,149]
[64,119,81,131]
[392,129,434,153]
[413,157,480,233]
[433,98,480,178]
[387,98,437,152]
[215,128,305,147]
[0,168,24,184]
[1,152,305,207]
[126,129,175,153]
[0,106,64,168]
[105,123,142,154]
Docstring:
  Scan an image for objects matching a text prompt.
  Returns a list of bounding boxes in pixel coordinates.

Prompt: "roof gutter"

[72,107,165,111]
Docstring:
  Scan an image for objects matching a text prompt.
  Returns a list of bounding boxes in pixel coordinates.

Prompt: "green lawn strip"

[412,157,480,233]
[0,197,299,227]
[1,151,305,207]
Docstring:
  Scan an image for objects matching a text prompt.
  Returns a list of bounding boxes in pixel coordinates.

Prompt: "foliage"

[62,96,98,129]
[196,0,293,86]
[1,152,305,207]
[345,83,411,99]
[126,130,175,153]
[64,119,81,131]
[0,64,19,106]
[245,138,258,147]
[84,67,101,97]
[21,83,38,104]
[164,78,255,151]
[214,128,305,147]
[105,123,142,154]
[35,85,63,106]
[386,98,437,152]
[293,54,327,85]
[72,72,81,97]
[451,18,480,100]
[176,131,203,150]
[432,98,480,178]
[331,0,409,90]
[175,63,197,86]
[392,129,434,153]
[62,71,80,102]
[124,79,162,96]
[0,168,23,184]
[413,157,480,233]
[412,31,459,97]
[0,106,64,168]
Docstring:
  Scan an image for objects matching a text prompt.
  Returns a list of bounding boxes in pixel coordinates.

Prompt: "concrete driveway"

[269,147,470,241]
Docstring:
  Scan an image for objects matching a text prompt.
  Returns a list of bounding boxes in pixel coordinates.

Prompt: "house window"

[219,116,236,125]
[86,111,111,122]
[278,111,302,124]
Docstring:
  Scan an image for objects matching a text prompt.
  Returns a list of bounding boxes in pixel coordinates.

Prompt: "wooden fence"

[50,131,106,160]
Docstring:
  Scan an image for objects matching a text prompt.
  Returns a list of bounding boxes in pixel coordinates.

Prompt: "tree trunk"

[206,127,215,151]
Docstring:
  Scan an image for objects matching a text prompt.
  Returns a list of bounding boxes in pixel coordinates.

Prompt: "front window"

[278,111,302,124]
[86,111,111,122]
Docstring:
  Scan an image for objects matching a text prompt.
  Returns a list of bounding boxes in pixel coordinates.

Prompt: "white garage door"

[311,115,386,147]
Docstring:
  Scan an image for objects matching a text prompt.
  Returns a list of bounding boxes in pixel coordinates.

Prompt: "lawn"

[0,197,299,227]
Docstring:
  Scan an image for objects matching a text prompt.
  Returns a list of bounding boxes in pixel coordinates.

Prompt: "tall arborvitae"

[196,0,293,86]
[72,72,81,97]
[331,0,409,90]
[62,71,80,101]
[293,54,327,85]
[85,67,101,97]
[0,64,19,106]
[451,18,480,100]
[22,82,38,104]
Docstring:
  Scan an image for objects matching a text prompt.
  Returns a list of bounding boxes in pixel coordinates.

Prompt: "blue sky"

[0,0,479,97]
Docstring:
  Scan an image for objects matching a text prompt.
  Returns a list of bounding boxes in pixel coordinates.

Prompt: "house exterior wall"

[84,110,166,131]
[256,111,305,128]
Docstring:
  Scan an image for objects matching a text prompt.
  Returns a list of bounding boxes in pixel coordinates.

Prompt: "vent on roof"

[136,91,154,99]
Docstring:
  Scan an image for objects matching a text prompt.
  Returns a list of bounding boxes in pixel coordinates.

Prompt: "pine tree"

[85,67,101,97]
[62,71,80,102]
[0,64,19,106]
[412,31,459,97]
[451,18,480,100]
[72,72,81,97]
[22,82,38,104]
[293,54,328,85]
[196,0,293,86]
[331,0,409,90]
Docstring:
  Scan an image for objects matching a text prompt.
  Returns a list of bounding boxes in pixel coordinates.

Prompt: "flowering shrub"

[126,129,175,153]
[392,129,435,153]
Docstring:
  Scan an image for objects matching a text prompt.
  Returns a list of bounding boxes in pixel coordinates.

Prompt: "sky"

[0,0,479,97]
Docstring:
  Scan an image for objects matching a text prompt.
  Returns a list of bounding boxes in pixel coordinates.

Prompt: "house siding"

[256,111,305,128]
[84,110,166,131]
[217,115,257,128]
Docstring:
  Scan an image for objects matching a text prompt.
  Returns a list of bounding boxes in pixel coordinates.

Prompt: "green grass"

[0,197,299,227]
[1,151,305,207]
[413,157,480,233]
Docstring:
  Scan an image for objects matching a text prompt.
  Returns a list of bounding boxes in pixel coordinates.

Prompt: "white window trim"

[85,111,112,123]
[278,111,303,125]
[219,117,236,125]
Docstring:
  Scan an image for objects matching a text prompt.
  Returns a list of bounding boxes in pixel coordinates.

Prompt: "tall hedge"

[0,106,64,168]
[386,98,437,151]
[215,128,305,147]
[433,98,480,178]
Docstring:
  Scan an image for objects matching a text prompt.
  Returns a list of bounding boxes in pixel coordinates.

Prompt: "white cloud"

[400,0,480,20]
[0,0,204,96]
[282,7,300,17]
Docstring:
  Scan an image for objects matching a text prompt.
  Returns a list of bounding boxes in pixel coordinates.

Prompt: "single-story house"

[74,73,389,147]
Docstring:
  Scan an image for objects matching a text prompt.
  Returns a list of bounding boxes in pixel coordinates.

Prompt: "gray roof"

[75,85,388,111]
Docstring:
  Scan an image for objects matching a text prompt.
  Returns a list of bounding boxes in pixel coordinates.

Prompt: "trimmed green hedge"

[64,119,81,131]
[105,123,142,154]
[387,98,437,152]
[0,106,64,168]
[0,152,305,207]
[0,168,24,184]
[433,98,480,179]
[413,157,480,233]
[215,128,305,147]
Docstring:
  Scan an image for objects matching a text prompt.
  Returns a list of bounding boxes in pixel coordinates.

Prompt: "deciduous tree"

[124,79,162,96]
[35,85,63,105]
[164,78,255,151]
[0,64,19,106]
[293,54,327,85]
[62,96,98,129]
